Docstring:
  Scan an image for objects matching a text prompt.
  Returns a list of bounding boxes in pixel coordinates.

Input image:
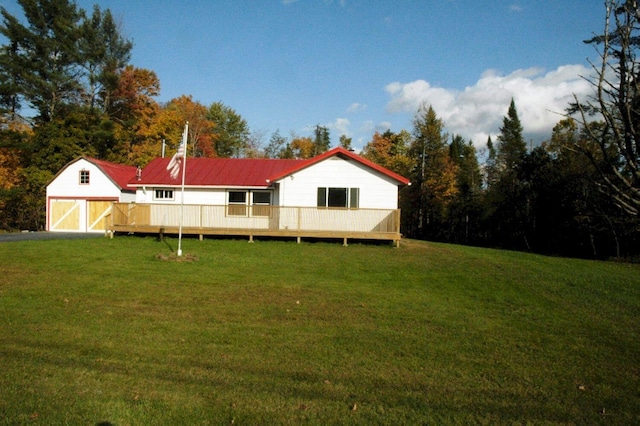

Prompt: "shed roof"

[86,157,139,190]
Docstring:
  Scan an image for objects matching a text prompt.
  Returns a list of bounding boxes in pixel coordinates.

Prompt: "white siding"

[276,156,400,209]
[137,187,236,205]
[46,159,122,200]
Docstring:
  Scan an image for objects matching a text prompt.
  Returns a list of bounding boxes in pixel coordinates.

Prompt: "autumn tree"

[405,105,459,240]
[106,65,160,164]
[288,136,315,159]
[361,130,412,178]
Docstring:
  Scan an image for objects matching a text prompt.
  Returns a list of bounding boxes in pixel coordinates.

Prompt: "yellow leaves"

[0,148,22,190]
[289,137,315,159]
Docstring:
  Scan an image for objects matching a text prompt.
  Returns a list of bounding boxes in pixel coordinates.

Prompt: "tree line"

[1,0,638,259]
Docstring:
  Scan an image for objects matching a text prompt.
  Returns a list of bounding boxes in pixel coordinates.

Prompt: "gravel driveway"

[0,232,105,243]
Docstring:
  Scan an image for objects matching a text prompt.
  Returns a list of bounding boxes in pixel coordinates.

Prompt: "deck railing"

[109,203,401,235]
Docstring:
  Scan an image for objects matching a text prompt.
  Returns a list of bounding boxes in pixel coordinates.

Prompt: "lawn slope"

[0,236,638,424]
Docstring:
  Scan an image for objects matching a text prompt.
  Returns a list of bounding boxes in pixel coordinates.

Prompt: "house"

[46,157,138,232]
[110,147,410,245]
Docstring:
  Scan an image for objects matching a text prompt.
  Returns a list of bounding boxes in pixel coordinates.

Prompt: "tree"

[169,95,214,158]
[339,134,352,150]
[545,118,633,258]
[108,65,161,164]
[572,0,640,217]
[448,135,483,244]
[208,101,250,158]
[405,104,458,240]
[361,130,412,177]
[288,136,315,159]
[0,0,84,123]
[264,129,288,158]
[312,125,331,155]
[485,100,530,250]
[78,5,132,111]
[496,99,527,171]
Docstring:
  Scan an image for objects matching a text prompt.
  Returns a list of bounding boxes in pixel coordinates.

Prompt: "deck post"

[297,236,301,244]
[343,237,348,247]
[249,234,254,243]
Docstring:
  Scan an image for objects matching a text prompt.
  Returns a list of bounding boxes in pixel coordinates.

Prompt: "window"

[154,189,174,200]
[252,191,271,217]
[79,170,90,185]
[228,191,247,216]
[227,191,272,216]
[317,187,359,208]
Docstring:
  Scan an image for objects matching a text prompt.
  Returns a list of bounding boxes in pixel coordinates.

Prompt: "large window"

[154,189,174,200]
[251,191,271,217]
[317,187,359,208]
[79,170,90,185]
[228,191,247,216]
[227,190,272,216]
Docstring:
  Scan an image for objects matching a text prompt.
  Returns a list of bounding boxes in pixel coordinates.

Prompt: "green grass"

[0,236,639,424]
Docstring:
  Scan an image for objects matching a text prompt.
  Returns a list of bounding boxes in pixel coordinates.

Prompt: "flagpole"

[177,122,188,257]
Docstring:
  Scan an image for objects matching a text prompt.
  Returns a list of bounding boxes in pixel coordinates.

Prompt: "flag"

[167,126,187,179]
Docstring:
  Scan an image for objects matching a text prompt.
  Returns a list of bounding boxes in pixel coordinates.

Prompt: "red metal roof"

[131,147,410,187]
[133,157,307,187]
[85,157,138,191]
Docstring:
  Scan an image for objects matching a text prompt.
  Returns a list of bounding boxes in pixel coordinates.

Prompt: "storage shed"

[46,157,137,232]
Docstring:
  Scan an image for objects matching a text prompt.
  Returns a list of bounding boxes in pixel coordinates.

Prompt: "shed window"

[79,170,90,185]
[317,187,359,208]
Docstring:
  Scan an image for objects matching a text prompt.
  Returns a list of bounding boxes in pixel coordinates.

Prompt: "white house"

[46,157,137,232]
[111,147,410,244]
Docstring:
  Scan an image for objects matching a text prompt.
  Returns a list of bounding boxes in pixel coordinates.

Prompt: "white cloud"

[327,118,351,137]
[347,103,367,113]
[385,64,593,145]
[509,4,523,12]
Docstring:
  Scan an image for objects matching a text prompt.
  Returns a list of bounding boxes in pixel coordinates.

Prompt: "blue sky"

[1,0,605,151]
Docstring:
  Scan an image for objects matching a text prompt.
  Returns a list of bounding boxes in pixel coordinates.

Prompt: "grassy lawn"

[0,236,638,424]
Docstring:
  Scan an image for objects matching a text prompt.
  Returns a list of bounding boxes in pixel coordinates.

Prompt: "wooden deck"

[107,203,403,246]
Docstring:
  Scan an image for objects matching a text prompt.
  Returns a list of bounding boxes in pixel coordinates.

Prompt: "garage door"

[87,201,113,232]
[50,200,81,231]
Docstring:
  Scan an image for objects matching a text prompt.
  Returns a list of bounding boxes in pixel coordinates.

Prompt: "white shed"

[46,157,137,232]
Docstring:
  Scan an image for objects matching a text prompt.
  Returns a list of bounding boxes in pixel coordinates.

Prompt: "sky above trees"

[0,0,604,149]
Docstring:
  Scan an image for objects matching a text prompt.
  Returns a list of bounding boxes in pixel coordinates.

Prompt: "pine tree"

[312,125,331,156]
[0,0,84,123]
[496,99,526,171]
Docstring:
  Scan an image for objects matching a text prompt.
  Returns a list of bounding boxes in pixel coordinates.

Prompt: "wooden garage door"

[88,201,113,232]
[50,200,81,231]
